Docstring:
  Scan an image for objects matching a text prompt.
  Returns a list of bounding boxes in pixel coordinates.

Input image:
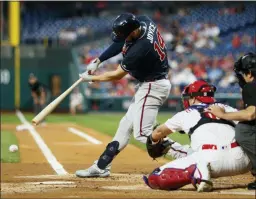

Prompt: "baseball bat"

[32,78,84,125]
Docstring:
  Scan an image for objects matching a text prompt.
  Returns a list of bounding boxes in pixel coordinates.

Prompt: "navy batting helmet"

[111,13,140,42]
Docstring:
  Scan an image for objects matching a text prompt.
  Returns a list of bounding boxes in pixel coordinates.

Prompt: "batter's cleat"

[76,161,111,178]
[197,163,213,192]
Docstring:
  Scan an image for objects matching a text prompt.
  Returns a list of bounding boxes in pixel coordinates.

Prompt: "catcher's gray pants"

[235,123,256,175]
[112,79,171,151]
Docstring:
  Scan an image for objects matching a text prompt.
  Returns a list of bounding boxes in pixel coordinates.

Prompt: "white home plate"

[16,124,28,131]
[25,181,75,185]
[102,184,149,190]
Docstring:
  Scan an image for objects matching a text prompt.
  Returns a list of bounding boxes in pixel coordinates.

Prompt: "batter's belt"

[139,75,167,83]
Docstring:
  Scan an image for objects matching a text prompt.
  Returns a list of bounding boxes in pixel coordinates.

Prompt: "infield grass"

[1,131,20,163]
[2,112,190,151]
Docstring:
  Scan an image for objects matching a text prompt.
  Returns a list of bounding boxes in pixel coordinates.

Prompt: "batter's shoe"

[197,163,213,192]
[76,160,111,178]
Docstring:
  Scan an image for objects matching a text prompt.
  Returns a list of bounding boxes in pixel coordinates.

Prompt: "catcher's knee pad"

[97,141,120,170]
[147,164,197,190]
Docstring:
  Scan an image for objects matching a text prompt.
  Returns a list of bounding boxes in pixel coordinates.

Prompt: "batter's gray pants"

[112,79,171,151]
[235,123,256,175]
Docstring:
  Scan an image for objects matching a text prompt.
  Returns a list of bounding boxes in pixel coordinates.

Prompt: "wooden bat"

[32,78,84,125]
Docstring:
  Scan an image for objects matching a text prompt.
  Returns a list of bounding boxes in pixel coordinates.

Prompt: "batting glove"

[79,71,93,82]
[87,58,101,75]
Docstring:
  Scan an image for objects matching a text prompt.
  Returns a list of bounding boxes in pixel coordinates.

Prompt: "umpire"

[28,73,50,124]
[208,52,256,190]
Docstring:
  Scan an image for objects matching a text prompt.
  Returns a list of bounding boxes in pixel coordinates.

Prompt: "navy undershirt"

[98,42,124,62]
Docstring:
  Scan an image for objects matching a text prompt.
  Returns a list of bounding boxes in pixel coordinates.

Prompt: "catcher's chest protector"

[187,104,235,136]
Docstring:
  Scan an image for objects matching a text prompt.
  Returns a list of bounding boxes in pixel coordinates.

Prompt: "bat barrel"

[31,78,84,125]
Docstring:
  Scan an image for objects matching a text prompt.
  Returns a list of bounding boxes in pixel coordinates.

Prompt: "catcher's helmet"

[234,52,256,87]
[111,13,140,42]
[182,80,216,109]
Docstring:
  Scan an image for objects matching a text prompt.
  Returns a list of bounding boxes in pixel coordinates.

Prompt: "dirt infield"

[1,123,255,198]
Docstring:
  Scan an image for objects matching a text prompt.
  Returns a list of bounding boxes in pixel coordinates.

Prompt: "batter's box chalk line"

[15,173,144,180]
[25,181,75,185]
[16,110,68,176]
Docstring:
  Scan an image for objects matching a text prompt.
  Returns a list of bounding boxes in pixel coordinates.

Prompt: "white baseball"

[9,144,18,152]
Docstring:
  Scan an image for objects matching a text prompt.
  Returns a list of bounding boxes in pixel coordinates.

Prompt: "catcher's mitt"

[146,135,173,159]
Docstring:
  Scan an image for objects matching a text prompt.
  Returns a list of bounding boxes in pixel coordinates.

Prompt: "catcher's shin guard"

[97,141,120,170]
[144,164,197,190]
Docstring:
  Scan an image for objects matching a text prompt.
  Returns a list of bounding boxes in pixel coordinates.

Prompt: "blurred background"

[1,1,255,113]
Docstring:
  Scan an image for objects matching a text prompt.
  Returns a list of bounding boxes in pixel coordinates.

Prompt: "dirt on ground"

[1,123,255,198]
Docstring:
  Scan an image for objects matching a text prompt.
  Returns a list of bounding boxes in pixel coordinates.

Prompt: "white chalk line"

[25,181,75,185]
[15,173,143,179]
[67,127,102,145]
[16,110,68,175]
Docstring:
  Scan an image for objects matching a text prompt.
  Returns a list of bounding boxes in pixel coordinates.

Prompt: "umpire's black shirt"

[240,80,256,126]
[28,81,46,97]
[120,16,169,82]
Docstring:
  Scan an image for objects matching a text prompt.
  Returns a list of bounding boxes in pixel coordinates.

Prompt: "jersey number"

[154,30,166,61]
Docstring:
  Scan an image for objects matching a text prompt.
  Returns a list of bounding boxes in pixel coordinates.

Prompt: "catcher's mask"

[181,80,216,109]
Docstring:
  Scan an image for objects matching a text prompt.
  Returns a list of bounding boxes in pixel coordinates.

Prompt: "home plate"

[25,181,75,185]
[102,184,149,190]
[16,124,28,131]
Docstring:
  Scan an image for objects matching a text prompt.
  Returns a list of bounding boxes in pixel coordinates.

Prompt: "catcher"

[144,80,251,192]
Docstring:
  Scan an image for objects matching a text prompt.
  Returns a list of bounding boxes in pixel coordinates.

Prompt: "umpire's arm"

[222,106,256,121]
[208,105,256,121]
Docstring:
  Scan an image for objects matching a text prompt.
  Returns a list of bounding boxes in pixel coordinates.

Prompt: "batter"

[76,13,172,177]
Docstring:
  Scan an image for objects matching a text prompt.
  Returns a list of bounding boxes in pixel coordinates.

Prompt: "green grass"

[1,113,20,124]
[1,112,190,152]
[1,131,20,163]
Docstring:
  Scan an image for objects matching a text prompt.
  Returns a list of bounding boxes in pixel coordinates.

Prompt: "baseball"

[9,145,18,152]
